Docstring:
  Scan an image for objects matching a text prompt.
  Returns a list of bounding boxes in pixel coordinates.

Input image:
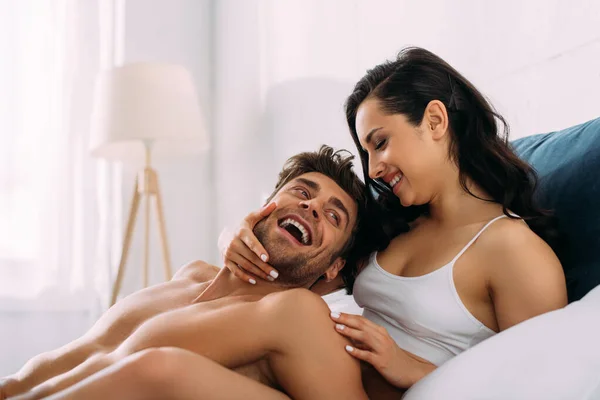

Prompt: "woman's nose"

[369,157,385,180]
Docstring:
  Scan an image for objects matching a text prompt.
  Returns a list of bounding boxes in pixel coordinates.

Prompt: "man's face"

[254,172,358,287]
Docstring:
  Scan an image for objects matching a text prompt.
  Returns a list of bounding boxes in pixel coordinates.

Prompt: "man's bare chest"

[90,279,210,347]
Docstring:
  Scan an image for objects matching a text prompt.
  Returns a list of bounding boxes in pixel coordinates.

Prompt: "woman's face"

[355,98,448,207]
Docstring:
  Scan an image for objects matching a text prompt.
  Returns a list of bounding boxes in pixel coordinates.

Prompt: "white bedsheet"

[323,289,363,315]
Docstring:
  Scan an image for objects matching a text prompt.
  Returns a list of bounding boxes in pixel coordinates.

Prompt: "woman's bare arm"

[484,221,567,330]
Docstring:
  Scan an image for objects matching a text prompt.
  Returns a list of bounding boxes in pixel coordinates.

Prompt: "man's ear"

[324,257,346,282]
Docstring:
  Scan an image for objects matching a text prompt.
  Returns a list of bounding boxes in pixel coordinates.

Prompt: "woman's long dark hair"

[346,47,559,251]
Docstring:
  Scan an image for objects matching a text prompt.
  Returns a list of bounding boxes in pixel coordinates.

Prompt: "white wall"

[213,0,600,233]
[109,0,600,290]
[117,0,216,295]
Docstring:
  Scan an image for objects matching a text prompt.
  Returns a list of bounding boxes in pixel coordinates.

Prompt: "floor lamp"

[89,63,208,306]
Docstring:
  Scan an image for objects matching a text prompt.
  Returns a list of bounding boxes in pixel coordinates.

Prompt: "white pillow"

[404,285,600,400]
[323,289,363,315]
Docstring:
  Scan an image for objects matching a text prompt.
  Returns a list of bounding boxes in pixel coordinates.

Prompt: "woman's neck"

[427,177,501,227]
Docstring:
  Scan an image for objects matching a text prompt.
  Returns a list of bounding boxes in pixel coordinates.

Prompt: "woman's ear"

[423,100,449,141]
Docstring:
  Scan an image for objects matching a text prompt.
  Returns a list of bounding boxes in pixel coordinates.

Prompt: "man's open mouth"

[278,216,312,246]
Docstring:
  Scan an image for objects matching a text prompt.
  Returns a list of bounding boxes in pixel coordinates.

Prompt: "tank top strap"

[450,214,509,263]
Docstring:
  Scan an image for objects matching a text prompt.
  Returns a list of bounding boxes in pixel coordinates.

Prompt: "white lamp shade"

[90,62,209,162]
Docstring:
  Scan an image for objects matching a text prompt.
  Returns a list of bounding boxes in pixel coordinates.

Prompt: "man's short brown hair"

[265,145,372,293]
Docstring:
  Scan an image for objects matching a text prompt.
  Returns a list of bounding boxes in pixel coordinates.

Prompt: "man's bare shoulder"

[260,289,341,341]
[259,289,367,399]
[262,288,329,316]
[172,260,220,283]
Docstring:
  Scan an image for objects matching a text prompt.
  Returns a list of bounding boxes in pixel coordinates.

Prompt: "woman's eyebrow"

[365,127,384,145]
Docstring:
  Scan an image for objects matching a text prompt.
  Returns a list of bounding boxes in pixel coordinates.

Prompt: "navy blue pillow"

[512,118,600,303]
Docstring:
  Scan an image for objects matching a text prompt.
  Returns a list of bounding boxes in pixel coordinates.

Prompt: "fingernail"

[249,279,257,285]
[346,345,354,352]
[336,324,345,331]
[330,312,340,319]
[270,270,279,279]
[261,254,268,262]
[267,276,275,282]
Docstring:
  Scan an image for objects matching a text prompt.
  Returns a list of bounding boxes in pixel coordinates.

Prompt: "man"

[1,146,372,400]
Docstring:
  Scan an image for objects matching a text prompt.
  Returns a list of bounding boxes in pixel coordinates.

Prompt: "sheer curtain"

[0,0,121,376]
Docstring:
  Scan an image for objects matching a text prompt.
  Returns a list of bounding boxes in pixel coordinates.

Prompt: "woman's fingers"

[220,202,280,284]
[258,202,277,218]
[245,202,277,227]
[240,202,277,264]
[331,312,388,353]
[224,260,257,285]
[344,345,375,364]
[235,228,279,279]
[226,251,272,282]
[330,312,383,334]
[225,238,276,280]
[334,323,368,343]
[217,227,235,259]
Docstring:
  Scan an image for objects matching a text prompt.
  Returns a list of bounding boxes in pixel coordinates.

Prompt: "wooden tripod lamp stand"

[90,63,208,306]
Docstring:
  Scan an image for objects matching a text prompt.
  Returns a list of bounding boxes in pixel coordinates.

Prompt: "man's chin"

[264,232,306,257]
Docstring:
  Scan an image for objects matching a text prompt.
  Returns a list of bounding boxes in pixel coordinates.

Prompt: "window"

[0,1,65,297]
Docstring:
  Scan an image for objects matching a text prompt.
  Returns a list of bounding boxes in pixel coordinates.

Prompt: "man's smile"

[277,214,313,246]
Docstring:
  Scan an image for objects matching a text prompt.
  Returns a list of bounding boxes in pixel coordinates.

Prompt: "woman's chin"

[397,192,420,208]
[398,196,412,208]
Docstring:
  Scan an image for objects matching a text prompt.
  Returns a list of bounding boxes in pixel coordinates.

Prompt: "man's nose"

[300,202,319,219]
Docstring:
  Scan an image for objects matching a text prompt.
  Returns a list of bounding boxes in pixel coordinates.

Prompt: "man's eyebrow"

[329,196,350,228]
[295,177,320,192]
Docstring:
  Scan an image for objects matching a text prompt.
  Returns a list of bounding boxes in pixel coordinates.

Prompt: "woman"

[220,47,567,394]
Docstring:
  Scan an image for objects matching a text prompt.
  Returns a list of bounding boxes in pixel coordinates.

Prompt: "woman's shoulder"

[476,215,550,255]
[475,216,565,288]
[475,215,568,328]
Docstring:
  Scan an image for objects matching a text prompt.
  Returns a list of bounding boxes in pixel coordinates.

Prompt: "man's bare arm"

[20,288,367,399]
[3,260,217,398]
[267,289,368,400]
[116,287,367,399]
[17,294,283,398]
[46,348,290,400]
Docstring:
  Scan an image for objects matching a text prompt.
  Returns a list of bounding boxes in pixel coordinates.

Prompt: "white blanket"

[404,285,600,400]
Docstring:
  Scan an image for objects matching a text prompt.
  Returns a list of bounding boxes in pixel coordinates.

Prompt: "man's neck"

[195,267,290,302]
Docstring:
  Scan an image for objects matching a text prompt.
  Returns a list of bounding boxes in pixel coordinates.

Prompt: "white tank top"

[353,215,509,366]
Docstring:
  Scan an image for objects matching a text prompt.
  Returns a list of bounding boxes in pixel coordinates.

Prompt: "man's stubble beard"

[254,216,332,287]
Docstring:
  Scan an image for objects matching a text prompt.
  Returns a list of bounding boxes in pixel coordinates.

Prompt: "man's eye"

[328,211,340,225]
[295,188,309,198]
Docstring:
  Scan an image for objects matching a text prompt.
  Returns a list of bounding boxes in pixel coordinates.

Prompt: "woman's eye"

[374,139,387,150]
